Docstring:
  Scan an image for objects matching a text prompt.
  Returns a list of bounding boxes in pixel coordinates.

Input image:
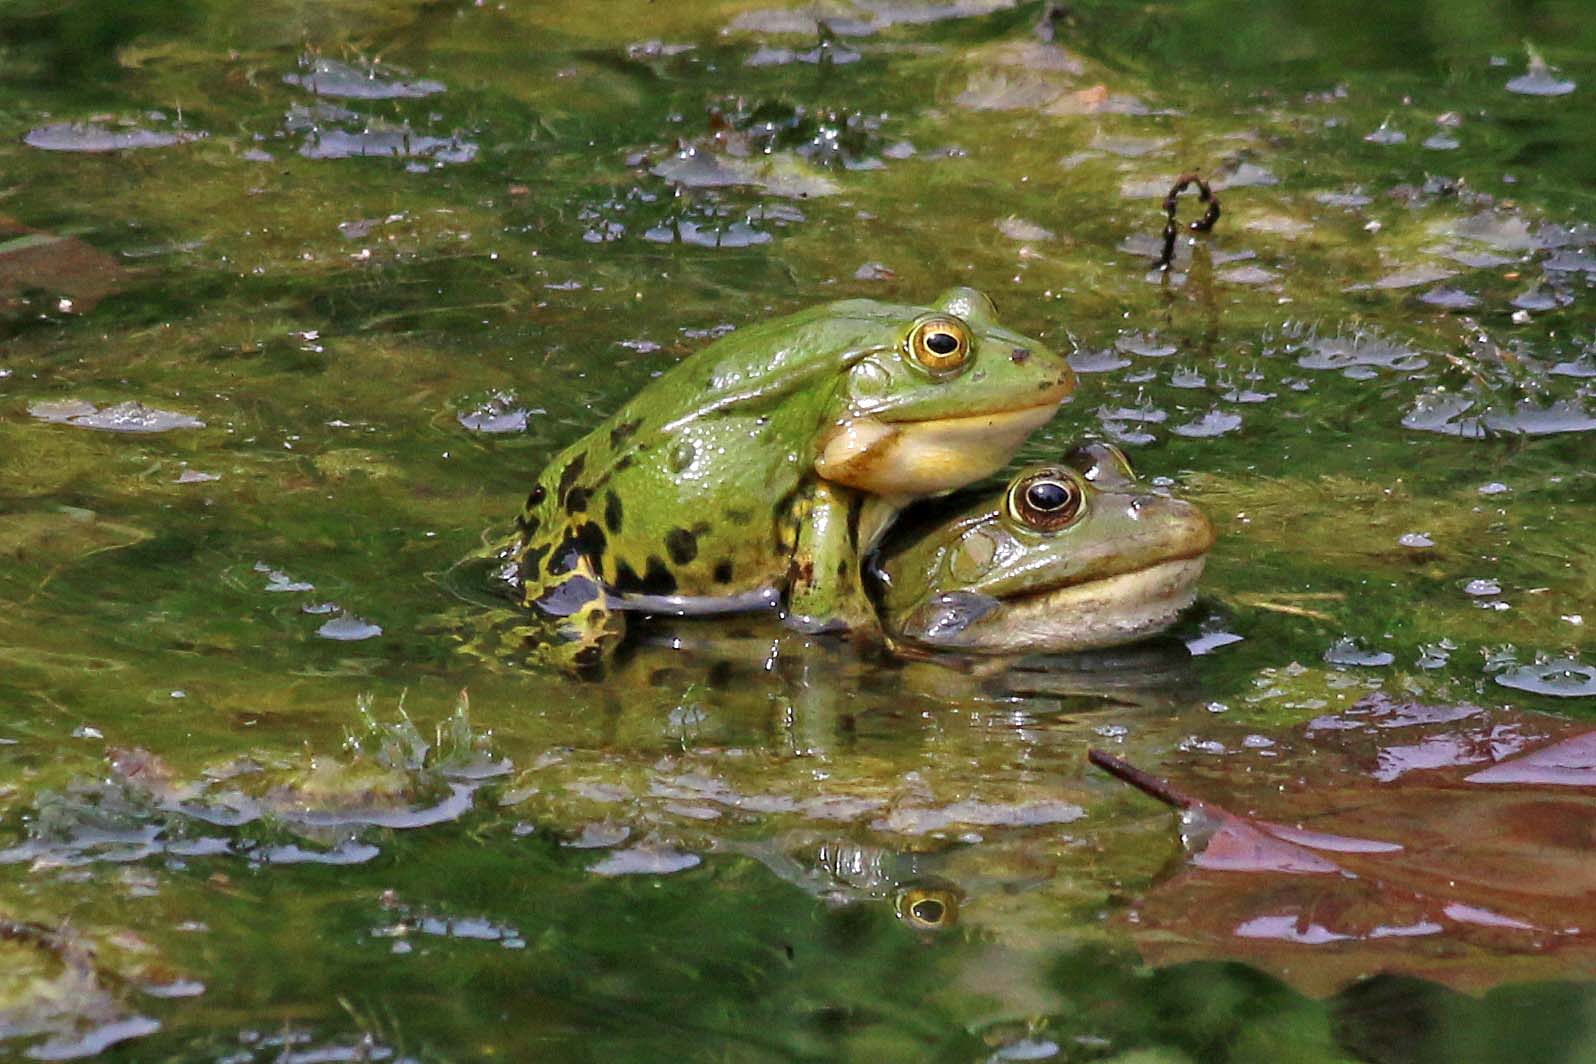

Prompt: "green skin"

[869,443,1216,656]
[505,287,1074,669]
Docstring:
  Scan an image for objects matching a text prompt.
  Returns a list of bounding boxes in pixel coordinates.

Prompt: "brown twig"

[1156,171,1221,272]
[1087,749,1198,809]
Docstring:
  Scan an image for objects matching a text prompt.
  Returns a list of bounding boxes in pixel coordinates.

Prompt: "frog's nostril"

[1010,347,1031,363]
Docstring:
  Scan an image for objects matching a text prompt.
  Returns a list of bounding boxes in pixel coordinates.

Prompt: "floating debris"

[1171,409,1242,438]
[1505,52,1576,97]
[996,217,1054,241]
[1324,637,1395,667]
[283,57,445,99]
[29,399,205,433]
[589,844,701,876]
[1494,658,1596,697]
[650,149,839,199]
[1363,120,1407,145]
[641,219,771,248]
[255,563,314,593]
[300,127,477,164]
[457,392,533,434]
[1420,286,1480,309]
[316,613,383,641]
[23,122,203,152]
[1403,395,1596,438]
[1114,332,1177,358]
[853,261,896,281]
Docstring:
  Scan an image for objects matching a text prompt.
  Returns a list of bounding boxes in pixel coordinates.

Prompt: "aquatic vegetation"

[1,0,1596,1055]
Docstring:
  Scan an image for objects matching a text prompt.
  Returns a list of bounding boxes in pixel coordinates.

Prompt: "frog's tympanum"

[869,443,1214,655]
[503,288,1074,668]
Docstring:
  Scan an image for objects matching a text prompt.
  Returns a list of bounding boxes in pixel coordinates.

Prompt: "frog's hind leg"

[518,557,626,672]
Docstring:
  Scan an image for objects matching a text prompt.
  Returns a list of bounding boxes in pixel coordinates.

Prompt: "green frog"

[868,442,1214,655]
[502,288,1074,669]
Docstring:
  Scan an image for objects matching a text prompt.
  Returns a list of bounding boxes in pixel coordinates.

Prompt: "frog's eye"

[895,886,960,931]
[907,316,972,373]
[1008,470,1084,531]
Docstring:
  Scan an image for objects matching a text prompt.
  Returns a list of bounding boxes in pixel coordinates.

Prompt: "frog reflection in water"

[869,442,1215,656]
[502,288,1074,669]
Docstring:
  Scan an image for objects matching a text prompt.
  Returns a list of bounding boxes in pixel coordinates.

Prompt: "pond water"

[2,0,1595,1059]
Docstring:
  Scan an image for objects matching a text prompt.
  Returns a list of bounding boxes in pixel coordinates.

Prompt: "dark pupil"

[911,899,945,924]
[924,331,960,355]
[1026,481,1071,512]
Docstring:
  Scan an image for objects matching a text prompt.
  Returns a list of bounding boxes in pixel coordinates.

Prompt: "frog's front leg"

[783,480,886,638]
[518,555,626,672]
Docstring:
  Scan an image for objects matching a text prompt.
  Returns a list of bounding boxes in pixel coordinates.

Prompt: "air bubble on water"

[1398,532,1434,548]
[1324,637,1395,667]
[1463,578,1502,597]
[1478,482,1511,496]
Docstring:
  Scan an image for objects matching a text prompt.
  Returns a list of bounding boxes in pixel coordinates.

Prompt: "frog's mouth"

[898,556,1208,655]
[815,396,1065,498]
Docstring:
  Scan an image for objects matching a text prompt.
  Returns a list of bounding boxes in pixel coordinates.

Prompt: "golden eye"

[1008,471,1084,531]
[907,316,971,373]
[896,887,960,931]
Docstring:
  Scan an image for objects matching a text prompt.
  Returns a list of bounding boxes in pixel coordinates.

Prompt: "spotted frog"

[869,442,1215,655]
[502,288,1074,668]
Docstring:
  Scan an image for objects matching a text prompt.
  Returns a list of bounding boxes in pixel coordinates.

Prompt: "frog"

[867,442,1215,656]
[500,287,1075,669]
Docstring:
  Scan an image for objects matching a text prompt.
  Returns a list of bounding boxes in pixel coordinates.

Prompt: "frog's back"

[511,297,909,604]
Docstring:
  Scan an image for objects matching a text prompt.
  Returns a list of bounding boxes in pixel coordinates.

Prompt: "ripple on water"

[1494,658,1596,698]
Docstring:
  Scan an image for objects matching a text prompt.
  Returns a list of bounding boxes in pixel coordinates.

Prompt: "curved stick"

[1156,172,1222,272]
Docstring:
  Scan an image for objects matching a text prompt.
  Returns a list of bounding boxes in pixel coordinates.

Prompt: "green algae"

[2,0,1596,1057]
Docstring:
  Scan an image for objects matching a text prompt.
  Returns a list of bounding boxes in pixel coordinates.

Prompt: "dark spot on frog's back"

[556,454,586,504]
[642,555,677,595]
[713,560,734,584]
[665,528,698,566]
[609,418,642,448]
[604,491,624,534]
[565,487,591,514]
[1010,347,1031,363]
